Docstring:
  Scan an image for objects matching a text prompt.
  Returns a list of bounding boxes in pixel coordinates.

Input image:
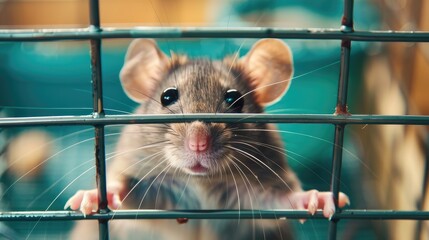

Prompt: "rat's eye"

[224,89,244,112]
[161,87,179,107]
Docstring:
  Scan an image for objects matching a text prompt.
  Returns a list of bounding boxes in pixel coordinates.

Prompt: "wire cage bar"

[328,1,354,239]
[88,0,109,238]
[1,28,429,42]
[0,0,428,239]
[1,209,429,221]
[0,114,428,127]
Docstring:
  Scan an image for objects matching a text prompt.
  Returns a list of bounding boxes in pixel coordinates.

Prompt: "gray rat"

[66,38,349,239]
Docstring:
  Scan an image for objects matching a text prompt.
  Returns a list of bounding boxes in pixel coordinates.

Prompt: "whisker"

[127,88,177,114]
[225,145,293,193]
[5,126,131,200]
[27,158,94,208]
[226,157,260,240]
[154,164,173,209]
[225,161,241,223]
[1,103,132,115]
[234,128,373,176]
[111,154,168,219]
[7,128,90,170]
[225,60,340,112]
[137,162,171,210]
[225,145,301,218]
[71,88,137,111]
[166,47,184,115]
[230,138,331,186]
[28,142,167,234]
[265,108,319,114]
[176,173,191,208]
[219,163,230,209]
[25,161,97,240]
[25,141,167,237]
[227,154,265,190]
[0,105,93,111]
[30,140,169,209]
[2,134,95,200]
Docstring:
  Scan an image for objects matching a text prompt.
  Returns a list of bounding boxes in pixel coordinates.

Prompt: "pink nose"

[188,133,210,152]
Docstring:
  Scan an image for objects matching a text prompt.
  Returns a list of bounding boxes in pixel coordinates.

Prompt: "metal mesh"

[0,0,428,239]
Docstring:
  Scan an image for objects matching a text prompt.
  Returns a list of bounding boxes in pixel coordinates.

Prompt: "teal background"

[0,0,380,239]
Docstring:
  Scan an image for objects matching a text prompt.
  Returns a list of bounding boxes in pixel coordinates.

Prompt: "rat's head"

[119,39,293,176]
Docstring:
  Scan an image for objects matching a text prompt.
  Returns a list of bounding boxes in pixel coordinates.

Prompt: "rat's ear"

[119,39,169,102]
[240,39,294,106]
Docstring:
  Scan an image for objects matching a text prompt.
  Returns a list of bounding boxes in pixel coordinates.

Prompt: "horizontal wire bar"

[0,27,429,42]
[0,114,428,127]
[1,209,428,221]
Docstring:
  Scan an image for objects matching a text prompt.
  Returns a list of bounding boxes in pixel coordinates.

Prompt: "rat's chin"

[184,163,209,176]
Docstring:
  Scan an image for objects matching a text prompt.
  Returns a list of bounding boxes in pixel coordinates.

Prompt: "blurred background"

[0,0,428,239]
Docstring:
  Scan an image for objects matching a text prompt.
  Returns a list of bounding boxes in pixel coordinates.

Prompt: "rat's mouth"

[187,163,209,175]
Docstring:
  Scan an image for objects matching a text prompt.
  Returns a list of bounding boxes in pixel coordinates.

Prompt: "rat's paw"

[289,190,350,220]
[64,189,100,216]
[65,189,122,216]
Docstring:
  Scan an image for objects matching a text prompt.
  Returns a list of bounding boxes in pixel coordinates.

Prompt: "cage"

[0,0,428,239]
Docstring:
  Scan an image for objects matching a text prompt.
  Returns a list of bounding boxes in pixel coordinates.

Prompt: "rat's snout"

[188,131,210,152]
[186,121,211,153]
[166,120,230,175]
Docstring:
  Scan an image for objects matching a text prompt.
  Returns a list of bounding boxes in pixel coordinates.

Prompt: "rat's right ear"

[119,39,169,102]
[239,39,294,106]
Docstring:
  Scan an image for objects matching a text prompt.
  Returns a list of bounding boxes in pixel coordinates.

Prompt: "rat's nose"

[186,121,211,153]
[188,132,210,152]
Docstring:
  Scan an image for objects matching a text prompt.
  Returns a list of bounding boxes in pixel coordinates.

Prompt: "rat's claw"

[80,190,99,216]
[288,190,350,222]
[64,198,72,210]
[339,192,351,207]
[110,193,122,210]
[65,190,86,210]
[66,187,124,216]
[323,193,335,218]
[323,192,350,220]
[64,202,71,210]
[307,190,319,215]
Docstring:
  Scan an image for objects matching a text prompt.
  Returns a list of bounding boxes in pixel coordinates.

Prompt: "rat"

[65,38,349,240]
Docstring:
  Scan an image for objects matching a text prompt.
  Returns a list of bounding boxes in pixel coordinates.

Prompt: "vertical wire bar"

[416,138,429,240]
[328,0,353,240]
[89,0,109,239]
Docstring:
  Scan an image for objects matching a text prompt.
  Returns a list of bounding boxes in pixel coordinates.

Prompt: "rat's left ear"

[119,39,170,103]
[239,39,294,106]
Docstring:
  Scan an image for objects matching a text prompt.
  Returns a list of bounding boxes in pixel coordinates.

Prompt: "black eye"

[161,87,179,107]
[224,89,244,112]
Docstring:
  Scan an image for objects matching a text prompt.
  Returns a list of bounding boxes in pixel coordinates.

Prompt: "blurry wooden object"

[363,56,427,240]
[0,0,211,27]
[411,0,429,116]
[362,0,429,239]
[6,130,52,179]
[373,0,429,116]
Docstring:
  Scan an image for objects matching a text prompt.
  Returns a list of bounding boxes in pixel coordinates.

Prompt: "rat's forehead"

[166,60,235,88]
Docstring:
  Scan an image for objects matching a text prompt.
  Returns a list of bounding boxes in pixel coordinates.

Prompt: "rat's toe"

[79,190,99,216]
[322,194,336,219]
[307,190,319,215]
